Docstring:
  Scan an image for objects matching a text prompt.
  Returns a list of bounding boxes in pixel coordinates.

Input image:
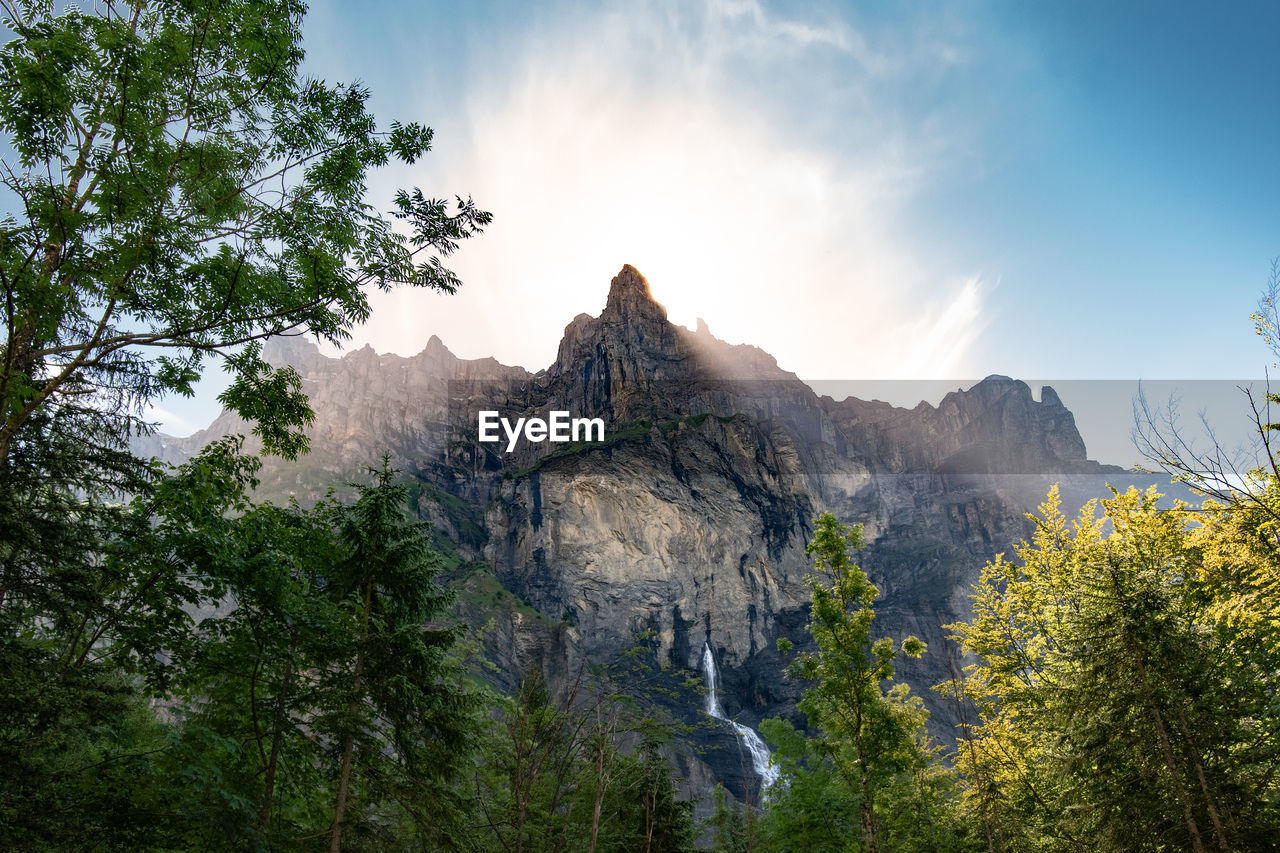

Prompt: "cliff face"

[161,264,1155,804]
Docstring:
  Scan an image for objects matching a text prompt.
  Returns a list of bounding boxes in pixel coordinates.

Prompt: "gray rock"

[159,264,1185,807]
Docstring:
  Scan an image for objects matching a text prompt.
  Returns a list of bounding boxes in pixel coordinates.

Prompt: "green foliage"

[0,0,489,464]
[408,478,488,549]
[761,512,969,853]
[1195,470,1280,662]
[756,716,859,851]
[318,457,481,851]
[706,783,758,853]
[0,653,176,847]
[0,436,251,848]
[947,485,1280,851]
[471,662,697,852]
[131,450,482,850]
[453,561,551,625]
[137,444,345,848]
[0,2,490,846]
[1,432,490,850]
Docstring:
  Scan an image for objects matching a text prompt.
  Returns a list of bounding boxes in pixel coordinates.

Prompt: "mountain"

[151,264,1169,807]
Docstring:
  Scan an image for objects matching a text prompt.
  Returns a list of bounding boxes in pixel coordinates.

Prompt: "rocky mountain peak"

[603,264,667,322]
[149,260,1173,810]
[262,334,327,375]
[546,265,684,406]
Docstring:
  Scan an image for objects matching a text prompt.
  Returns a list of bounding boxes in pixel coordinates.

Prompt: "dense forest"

[2,1,1278,850]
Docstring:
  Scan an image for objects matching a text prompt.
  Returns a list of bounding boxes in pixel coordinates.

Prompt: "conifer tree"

[949,486,1280,851]
[321,458,478,851]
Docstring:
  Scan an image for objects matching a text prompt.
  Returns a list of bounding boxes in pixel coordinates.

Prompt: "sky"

[154,0,1280,463]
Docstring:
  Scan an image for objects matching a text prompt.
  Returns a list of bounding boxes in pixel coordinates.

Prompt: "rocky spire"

[603,264,667,322]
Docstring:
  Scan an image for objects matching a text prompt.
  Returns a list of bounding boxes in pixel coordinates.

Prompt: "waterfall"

[701,642,781,793]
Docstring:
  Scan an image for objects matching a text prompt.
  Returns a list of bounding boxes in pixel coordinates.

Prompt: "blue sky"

[155,0,1279,453]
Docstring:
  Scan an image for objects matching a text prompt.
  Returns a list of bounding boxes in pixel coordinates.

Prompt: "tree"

[0,3,489,844]
[477,666,588,853]
[119,439,347,848]
[939,260,1280,850]
[1134,259,1280,516]
[106,450,482,850]
[0,434,281,848]
[764,513,961,853]
[0,0,489,467]
[706,782,754,853]
[1133,258,1280,689]
[319,458,479,852]
[948,486,1280,851]
[471,655,697,853]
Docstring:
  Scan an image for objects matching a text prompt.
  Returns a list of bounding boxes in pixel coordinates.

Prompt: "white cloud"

[892,275,990,378]
[344,1,990,381]
[145,404,197,437]
[702,0,865,58]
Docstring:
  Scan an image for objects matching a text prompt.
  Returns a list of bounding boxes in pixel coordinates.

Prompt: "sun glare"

[350,5,985,382]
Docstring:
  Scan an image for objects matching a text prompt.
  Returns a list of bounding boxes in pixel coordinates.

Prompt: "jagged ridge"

[153,265,1156,807]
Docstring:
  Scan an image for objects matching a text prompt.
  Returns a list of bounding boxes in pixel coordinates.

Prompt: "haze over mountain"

[145,265,1187,805]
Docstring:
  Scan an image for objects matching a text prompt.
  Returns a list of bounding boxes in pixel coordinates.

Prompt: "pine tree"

[321,458,478,851]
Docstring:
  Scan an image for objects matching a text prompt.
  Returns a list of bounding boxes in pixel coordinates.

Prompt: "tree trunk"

[512,724,526,853]
[859,800,878,853]
[1175,705,1230,850]
[589,736,606,853]
[643,782,655,853]
[1131,647,1206,853]
[1150,702,1207,853]
[854,694,878,853]
[258,657,294,831]
[329,578,373,853]
[948,652,998,853]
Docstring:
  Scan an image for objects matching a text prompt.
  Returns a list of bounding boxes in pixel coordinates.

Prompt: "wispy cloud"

[350,0,992,380]
[894,275,991,379]
[702,0,865,58]
[146,405,197,437]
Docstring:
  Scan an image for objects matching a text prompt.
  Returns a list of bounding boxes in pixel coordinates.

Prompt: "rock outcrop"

[158,264,1169,806]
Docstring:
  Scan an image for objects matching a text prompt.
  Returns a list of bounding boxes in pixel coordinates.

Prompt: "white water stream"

[701,642,781,793]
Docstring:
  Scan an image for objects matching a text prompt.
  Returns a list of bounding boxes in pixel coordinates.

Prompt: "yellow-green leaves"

[768,513,953,850]
[946,484,1280,849]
